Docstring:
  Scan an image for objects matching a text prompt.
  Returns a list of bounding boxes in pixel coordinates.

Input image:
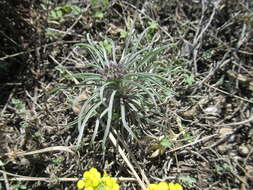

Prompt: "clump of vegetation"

[49,4,81,23]
[49,5,81,21]
[44,2,82,40]
[67,32,173,148]
[90,0,109,18]
[146,21,159,40]
[77,168,184,190]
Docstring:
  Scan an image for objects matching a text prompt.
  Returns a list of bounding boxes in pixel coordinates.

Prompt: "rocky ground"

[0,0,253,189]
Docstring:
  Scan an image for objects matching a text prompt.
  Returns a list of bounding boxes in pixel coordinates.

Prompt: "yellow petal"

[83,171,90,179]
[158,182,169,190]
[113,183,120,190]
[103,170,108,177]
[168,183,175,190]
[147,184,158,190]
[77,180,85,189]
[174,183,183,190]
[91,178,100,187]
[90,168,98,173]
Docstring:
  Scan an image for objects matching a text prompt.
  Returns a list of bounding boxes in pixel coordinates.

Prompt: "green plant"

[52,156,64,165]
[120,31,128,39]
[177,122,194,142]
[45,4,81,39]
[160,136,172,148]
[183,72,195,85]
[11,98,31,128]
[66,31,173,148]
[168,60,195,85]
[179,176,197,188]
[9,183,27,190]
[11,98,26,113]
[99,38,113,54]
[148,136,173,158]
[201,49,214,61]
[156,136,173,156]
[49,5,81,22]
[146,21,159,40]
[90,0,109,18]
[215,163,232,175]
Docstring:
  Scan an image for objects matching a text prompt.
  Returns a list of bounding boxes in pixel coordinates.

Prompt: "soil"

[0,0,253,190]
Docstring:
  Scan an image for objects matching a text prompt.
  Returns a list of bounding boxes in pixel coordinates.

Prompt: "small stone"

[228,135,236,143]
[238,144,249,157]
[204,106,221,116]
[219,127,233,138]
[20,157,30,166]
[217,144,229,154]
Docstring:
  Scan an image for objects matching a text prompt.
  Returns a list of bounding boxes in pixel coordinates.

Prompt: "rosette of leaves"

[67,32,173,148]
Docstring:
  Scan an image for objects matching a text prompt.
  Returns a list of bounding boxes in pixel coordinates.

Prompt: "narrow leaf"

[102,90,117,148]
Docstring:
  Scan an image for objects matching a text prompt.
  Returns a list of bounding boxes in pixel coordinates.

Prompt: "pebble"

[217,144,229,154]
[204,106,221,116]
[238,144,249,157]
[219,127,233,138]
[228,135,236,143]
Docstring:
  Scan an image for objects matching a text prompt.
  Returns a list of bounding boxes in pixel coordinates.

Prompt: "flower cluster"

[100,62,127,80]
[146,182,183,190]
[77,168,120,190]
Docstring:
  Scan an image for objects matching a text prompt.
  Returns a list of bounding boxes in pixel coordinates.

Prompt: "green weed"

[99,38,113,54]
[49,5,81,22]
[146,21,159,40]
[11,98,31,128]
[120,31,129,39]
[215,163,233,175]
[90,0,109,18]
[179,176,197,188]
[9,183,27,190]
[45,4,81,39]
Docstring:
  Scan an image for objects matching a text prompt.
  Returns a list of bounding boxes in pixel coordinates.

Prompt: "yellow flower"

[146,184,159,190]
[77,180,85,190]
[168,183,183,190]
[146,182,183,190]
[83,168,101,188]
[77,168,121,190]
[102,174,120,190]
[174,183,183,190]
[103,170,109,177]
[157,182,169,190]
